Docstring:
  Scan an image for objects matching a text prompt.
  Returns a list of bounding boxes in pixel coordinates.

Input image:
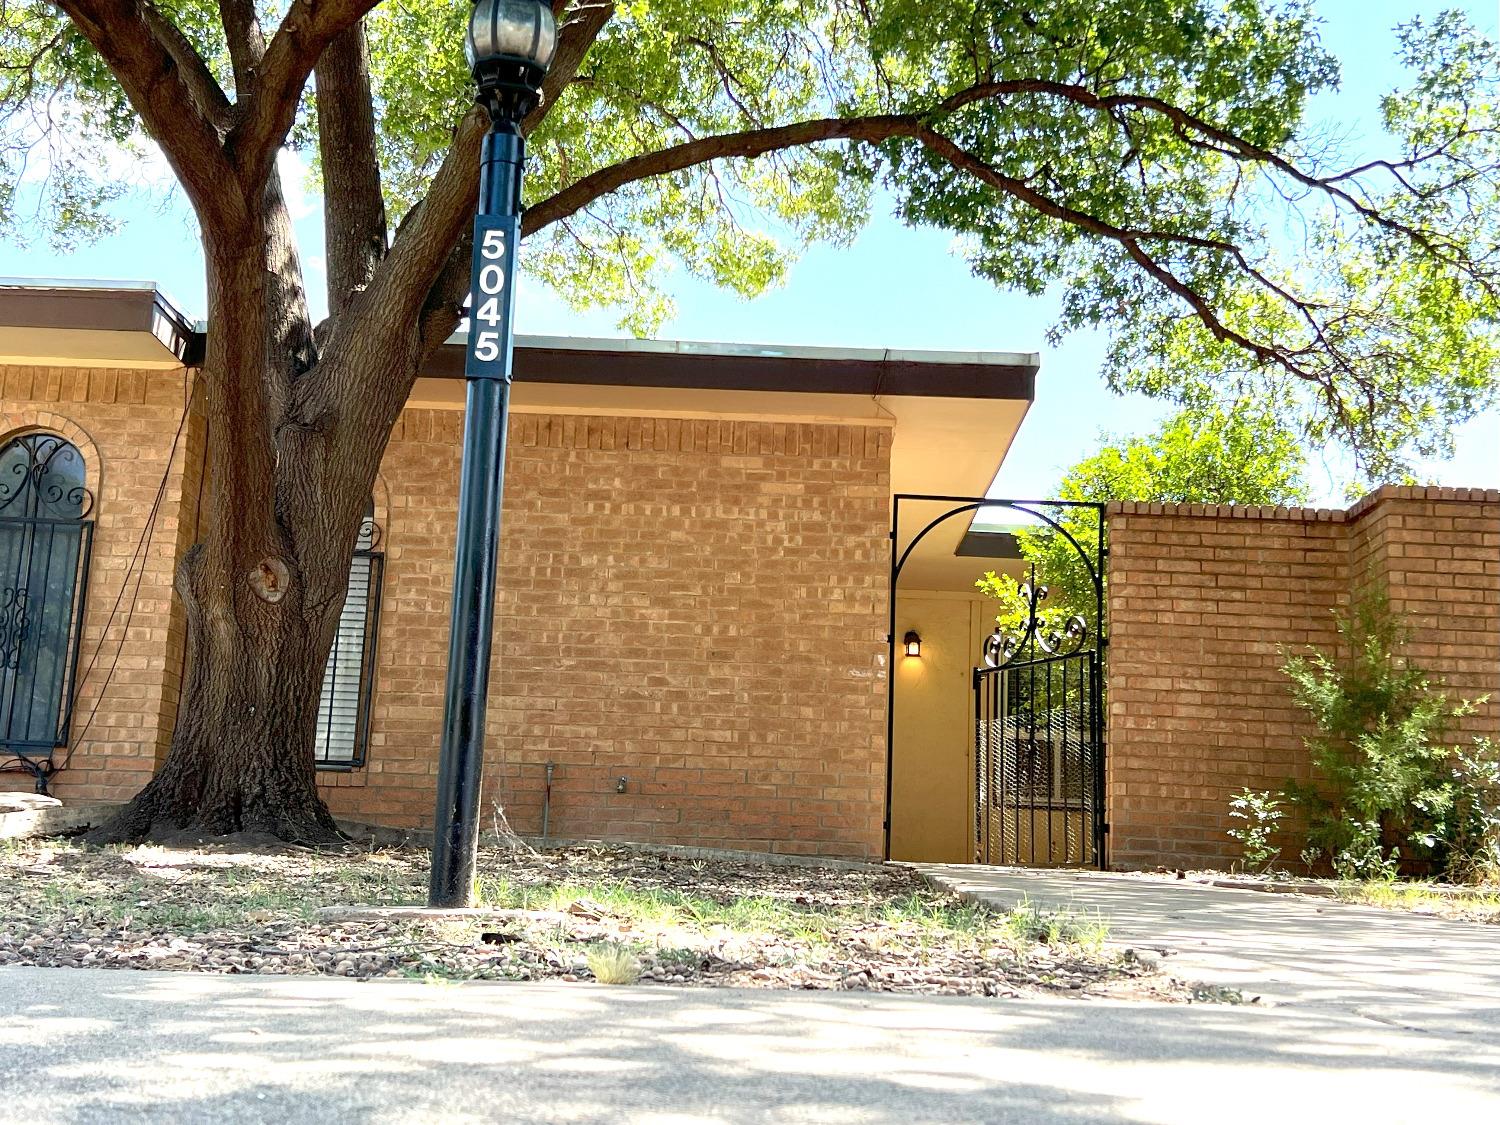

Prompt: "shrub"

[1439,740,1500,884]
[1226,789,1285,873]
[1281,589,1493,882]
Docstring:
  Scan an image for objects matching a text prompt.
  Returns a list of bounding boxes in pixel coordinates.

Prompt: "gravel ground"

[0,837,1190,1001]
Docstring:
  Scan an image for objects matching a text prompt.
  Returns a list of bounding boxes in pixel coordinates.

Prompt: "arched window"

[0,433,94,762]
[314,499,383,769]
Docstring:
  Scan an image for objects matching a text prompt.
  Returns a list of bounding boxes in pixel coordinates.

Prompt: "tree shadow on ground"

[4,966,1500,1124]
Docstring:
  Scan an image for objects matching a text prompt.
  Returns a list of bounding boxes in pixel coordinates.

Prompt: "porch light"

[464,0,558,123]
[903,630,922,658]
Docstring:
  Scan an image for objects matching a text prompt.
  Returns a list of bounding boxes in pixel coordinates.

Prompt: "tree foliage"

[1056,399,1310,508]
[2,3,1498,469]
[976,400,1309,646]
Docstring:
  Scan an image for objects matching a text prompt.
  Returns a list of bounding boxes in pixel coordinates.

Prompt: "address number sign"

[465,213,519,380]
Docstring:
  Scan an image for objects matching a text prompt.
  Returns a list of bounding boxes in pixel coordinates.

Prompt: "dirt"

[0,838,1200,1001]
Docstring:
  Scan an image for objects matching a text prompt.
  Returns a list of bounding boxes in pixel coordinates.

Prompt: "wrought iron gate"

[888,494,1106,867]
[0,434,94,765]
[974,622,1103,867]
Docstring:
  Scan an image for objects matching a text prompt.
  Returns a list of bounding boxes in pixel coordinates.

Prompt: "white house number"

[466,219,513,376]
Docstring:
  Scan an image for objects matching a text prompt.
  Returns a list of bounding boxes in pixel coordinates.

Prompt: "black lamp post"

[429,0,557,908]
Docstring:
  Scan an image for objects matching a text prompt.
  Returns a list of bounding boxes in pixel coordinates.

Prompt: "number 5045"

[472,227,508,362]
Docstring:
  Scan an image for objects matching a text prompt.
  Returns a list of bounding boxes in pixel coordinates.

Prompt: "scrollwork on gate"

[981,578,1089,668]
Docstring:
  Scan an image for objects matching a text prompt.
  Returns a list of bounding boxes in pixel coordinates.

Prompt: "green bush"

[1281,589,1494,883]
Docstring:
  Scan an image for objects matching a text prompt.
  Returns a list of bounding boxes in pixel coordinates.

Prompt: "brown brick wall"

[317,410,892,858]
[1106,488,1500,870]
[1,364,198,800]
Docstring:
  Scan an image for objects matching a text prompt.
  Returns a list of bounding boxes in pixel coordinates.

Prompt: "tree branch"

[911,126,1295,372]
[217,0,267,95]
[396,0,619,354]
[537,2,615,129]
[227,0,382,193]
[935,80,1488,293]
[315,20,387,316]
[140,2,231,126]
[53,0,243,230]
[521,114,921,236]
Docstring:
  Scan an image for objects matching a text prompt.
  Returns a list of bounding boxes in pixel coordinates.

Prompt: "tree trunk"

[91,545,345,844]
[91,193,384,846]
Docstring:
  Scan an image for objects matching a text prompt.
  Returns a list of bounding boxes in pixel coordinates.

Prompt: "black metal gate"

[888,494,1105,867]
[0,434,94,765]
[974,619,1103,867]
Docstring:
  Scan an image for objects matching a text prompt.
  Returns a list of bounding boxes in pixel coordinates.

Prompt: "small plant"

[1442,740,1500,884]
[1330,820,1398,882]
[1226,789,1284,873]
[1189,983,1250,1005]
[653,946,704,972]
[585,942,642,985]
[1001,898,1108,952]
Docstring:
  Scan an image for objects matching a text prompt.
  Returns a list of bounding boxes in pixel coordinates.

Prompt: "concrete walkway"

[919,864,1500,1038]
[4,963,1500,1124]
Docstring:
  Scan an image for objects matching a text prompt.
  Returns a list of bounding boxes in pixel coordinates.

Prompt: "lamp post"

[429,0,557,908]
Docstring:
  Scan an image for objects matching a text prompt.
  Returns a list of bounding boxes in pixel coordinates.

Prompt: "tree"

[977,400,1310,644]
[2,2,1497,841]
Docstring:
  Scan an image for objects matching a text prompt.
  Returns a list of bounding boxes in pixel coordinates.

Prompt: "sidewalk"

[917,864,1500,1036]
[4,965,1499,1124]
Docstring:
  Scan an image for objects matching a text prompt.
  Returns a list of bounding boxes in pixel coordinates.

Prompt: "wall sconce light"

[903,630,922,658]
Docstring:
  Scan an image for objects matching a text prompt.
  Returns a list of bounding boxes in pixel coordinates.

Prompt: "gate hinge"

[1102,823,1111,834]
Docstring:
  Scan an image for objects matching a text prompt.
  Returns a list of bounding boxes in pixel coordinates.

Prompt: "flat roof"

[0,279,1037,401]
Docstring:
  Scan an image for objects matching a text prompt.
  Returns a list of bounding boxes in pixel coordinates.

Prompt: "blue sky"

[2,1,1496,505]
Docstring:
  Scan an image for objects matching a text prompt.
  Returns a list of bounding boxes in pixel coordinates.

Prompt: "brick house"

[0,279,1037,860]
[4,279,1497,869]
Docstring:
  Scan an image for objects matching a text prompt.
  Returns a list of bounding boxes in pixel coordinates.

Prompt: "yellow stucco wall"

[889,590,995,863]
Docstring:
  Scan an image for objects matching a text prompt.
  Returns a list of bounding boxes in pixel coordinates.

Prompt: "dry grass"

[585,943,642,985]
[0,838,1184,1000]
[1334,879,1500,923]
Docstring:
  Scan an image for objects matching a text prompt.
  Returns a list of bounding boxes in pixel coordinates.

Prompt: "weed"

[1190,983,1249,1004]
[653,946,704,971]
[1001,898,1109,952]
[1227,789,1285,873]
[586,942,642,985]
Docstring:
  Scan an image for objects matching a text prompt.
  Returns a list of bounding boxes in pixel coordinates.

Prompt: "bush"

[1440,740,1500,884]
[1281,589,1494,883]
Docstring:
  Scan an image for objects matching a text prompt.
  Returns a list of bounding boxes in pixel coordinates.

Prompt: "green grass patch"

[1001,898,1110,953]
[1335,879,1500,921]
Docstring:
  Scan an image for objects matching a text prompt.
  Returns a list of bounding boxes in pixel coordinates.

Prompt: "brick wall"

[318,410,892,858]
[1,364,198,800]
[1106,488,1500,870]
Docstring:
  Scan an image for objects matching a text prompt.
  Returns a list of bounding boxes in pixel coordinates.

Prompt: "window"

[0,433,94,760]
[314,502,384,769]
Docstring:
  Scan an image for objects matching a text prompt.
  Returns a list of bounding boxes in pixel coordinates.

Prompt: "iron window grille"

[314,509,384,770]
[0,433,94,767]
